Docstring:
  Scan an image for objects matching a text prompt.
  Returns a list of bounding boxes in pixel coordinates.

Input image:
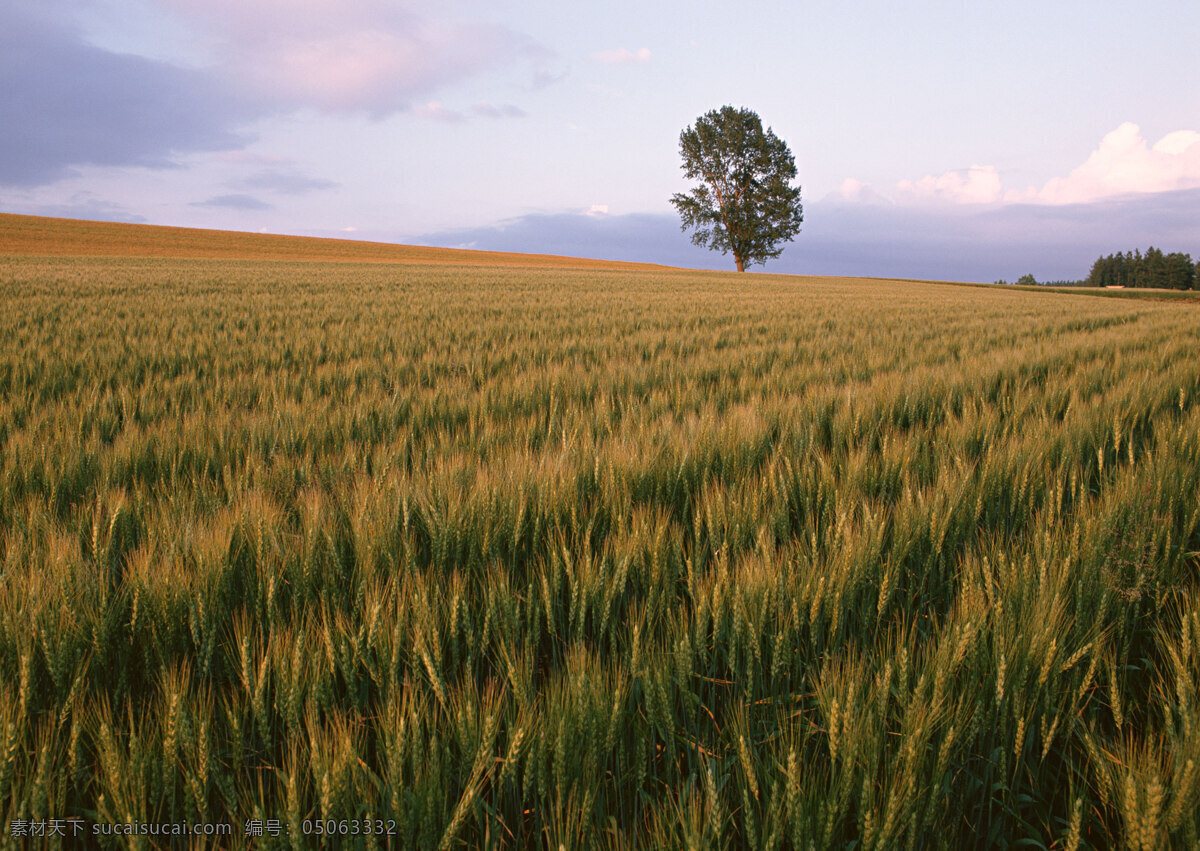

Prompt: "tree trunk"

[735,255,745,273]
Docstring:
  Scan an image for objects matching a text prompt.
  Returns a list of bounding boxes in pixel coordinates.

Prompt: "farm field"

[0,213,671,271]
[1,219,1199,848]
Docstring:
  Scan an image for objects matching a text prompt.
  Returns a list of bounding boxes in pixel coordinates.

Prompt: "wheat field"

[1,225,1199,848]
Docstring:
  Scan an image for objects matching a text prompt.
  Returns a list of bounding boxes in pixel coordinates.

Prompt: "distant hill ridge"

[0,213,674,270]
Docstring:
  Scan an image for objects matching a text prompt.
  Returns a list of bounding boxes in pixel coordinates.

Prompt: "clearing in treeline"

[1,215,1199,848]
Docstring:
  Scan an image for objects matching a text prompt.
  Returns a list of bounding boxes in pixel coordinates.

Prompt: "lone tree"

[670,106,803,272]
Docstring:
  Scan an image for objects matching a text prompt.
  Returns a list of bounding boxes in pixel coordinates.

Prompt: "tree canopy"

[1087,247,1197,290]
[670,106,803,272]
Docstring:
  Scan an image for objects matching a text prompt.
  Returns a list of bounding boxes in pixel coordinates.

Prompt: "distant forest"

[1086,247,1198,289]
[1001,248,1200,289]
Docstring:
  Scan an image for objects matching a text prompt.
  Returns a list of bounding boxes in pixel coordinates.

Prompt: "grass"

[943,279,1200,304]
[1,218,1199,848]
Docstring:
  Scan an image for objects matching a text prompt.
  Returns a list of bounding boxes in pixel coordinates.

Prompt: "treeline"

[1087,246,1199,289]
[995,274,1089,287]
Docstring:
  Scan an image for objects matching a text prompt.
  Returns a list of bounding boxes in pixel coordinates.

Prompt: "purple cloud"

[472,101,528,119]
[0,4,548,187]
[0,195,147,224]
[0,7,254,186]
[413,189,1200,282]
[191,194,272,211]
[234,169,339,195]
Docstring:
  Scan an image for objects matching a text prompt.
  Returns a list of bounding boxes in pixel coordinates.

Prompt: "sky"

[2,0,1199,281]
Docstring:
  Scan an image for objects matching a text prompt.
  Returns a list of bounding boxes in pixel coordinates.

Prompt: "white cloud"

[151,0,549,115]
[895,165,1004,205]
[836,123,1200,209]
[824,178,890,205]
[585,204,609,216]
[591,47,652,65]
[1010,122,1200,204]
[412,101,465,122]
